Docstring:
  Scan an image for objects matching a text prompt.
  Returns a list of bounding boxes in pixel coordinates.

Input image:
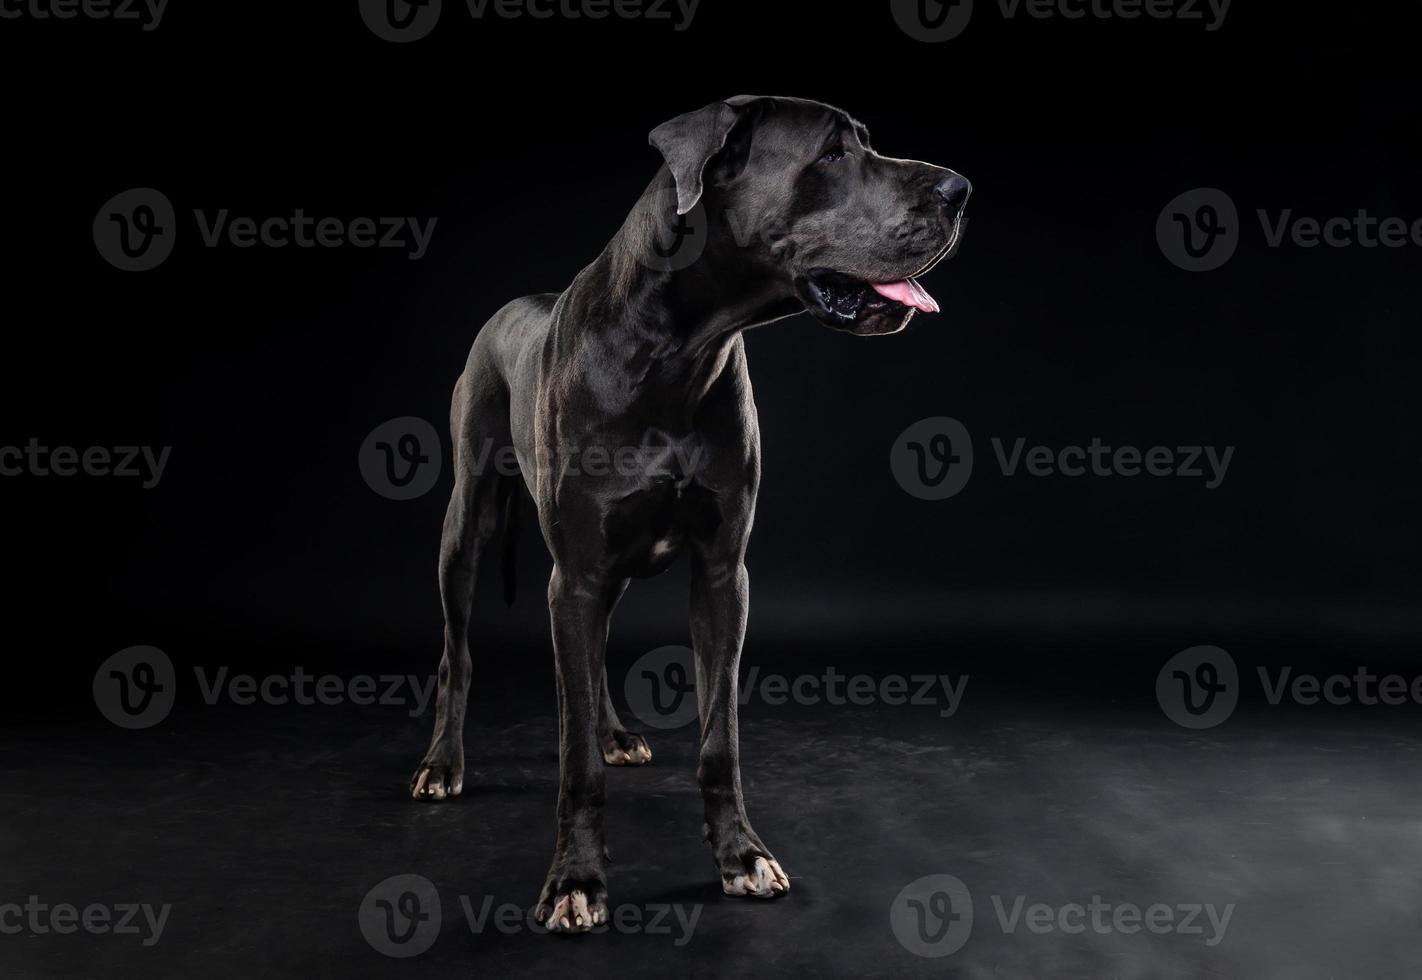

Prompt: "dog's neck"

[553,171,800,408]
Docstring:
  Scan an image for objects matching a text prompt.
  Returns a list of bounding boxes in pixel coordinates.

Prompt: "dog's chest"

[601,474,721,578]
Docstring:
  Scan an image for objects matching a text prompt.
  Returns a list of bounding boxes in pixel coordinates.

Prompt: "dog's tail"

[500,487,520,607]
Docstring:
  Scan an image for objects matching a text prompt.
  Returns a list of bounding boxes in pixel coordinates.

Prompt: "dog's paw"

[722,854,790,899]
[410,762,463,802]
[709,822,790,898]
[534,873,609,936]
[600,729,653,766]
[536,888,609,935]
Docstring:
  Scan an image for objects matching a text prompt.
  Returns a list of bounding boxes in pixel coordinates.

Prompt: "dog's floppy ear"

[649,98,755,216]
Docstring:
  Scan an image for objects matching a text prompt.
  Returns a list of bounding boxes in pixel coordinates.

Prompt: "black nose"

[934,173,972,212]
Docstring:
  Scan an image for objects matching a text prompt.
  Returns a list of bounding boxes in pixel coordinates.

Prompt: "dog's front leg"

[534,564,614,934]
[690,553,790,899]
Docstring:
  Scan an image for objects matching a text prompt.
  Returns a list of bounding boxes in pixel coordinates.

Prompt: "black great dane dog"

[410,95,970,933]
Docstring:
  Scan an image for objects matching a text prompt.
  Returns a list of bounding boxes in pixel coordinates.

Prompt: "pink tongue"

[871,278,940,314]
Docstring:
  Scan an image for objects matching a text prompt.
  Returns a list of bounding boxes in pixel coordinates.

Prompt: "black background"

[6,5,1422,979]
[3,0,1421,706]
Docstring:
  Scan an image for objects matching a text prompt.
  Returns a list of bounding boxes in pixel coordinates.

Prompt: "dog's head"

[649,95,970,336]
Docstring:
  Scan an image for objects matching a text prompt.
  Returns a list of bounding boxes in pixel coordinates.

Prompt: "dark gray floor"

[4,676,1421,978]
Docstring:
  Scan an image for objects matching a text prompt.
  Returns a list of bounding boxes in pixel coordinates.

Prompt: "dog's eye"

[819,147,847,165]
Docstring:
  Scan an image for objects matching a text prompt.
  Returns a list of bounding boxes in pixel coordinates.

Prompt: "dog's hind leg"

[593,578,652,765]
[411,366,513,802]
[598,665,652,766]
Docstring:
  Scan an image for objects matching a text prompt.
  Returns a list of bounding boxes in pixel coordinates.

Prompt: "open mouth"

[799,269,941,329]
